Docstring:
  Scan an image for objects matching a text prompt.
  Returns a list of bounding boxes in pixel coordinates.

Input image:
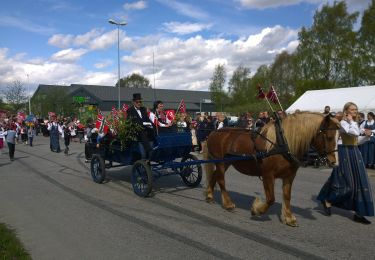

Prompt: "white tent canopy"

[286,86,375,115]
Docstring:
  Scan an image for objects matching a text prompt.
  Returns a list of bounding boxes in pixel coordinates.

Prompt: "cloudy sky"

[0,0,371,96]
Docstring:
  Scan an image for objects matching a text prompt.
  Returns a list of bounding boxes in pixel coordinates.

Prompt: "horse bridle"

[316,127,339,157]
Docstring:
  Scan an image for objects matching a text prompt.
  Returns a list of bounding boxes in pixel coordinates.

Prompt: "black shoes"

[353,214,371,225]
[321,200,331,216]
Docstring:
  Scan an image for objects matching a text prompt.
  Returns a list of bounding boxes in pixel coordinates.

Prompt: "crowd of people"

[0,114,93,160]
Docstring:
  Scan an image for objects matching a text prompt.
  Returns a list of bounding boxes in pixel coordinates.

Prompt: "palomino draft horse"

[204,112,340,226]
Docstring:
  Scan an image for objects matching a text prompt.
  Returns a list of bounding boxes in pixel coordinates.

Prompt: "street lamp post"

[108,19,127,109]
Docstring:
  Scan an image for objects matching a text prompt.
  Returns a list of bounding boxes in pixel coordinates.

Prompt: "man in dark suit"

[127,93,155,158]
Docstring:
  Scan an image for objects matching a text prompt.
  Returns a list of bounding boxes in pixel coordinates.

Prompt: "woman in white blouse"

[318,102,374,224]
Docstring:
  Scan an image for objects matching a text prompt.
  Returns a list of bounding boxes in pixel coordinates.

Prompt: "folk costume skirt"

[318,145,374,216]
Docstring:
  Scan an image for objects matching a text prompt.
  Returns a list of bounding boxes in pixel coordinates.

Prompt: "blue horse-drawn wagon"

[90,131,202,197]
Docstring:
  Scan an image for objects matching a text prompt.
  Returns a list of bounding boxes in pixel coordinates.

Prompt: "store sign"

[73,96,94,103]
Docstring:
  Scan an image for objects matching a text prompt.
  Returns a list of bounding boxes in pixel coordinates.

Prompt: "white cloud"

[48,34,75,48]
[48,29,103,49]
[50,48,88,63]
[235,0,320,9]
[1,24,298,93]
[74,29,103,46]
[163,22,212,35]
[79,71,116,86]
[0,15,55,35]
[94,59,113,69]
[0,48,117,95]
[235,0,371,11]
[123,1,147,10]
[122,25,298,90]
[88,30,118,50]
[157,0,209,20]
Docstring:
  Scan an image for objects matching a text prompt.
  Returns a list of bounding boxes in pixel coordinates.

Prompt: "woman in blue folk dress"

[47,116,62,153]
[318,102,374,224]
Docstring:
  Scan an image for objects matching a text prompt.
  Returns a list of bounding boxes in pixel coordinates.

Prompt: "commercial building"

[32,84,215,116]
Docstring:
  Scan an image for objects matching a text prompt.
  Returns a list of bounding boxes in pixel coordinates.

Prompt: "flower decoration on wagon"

[104,106,143,150]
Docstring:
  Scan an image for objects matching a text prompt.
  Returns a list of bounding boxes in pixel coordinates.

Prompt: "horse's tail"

[203,141,215,189]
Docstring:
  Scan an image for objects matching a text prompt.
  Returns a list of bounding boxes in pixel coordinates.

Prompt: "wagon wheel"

[132,160,153,197]
[179,154,202,187]
[90,154,106,183]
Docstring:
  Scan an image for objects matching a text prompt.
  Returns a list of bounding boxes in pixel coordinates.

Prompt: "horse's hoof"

[223,203,236,211]
[250,207,261,216]
[286,221,299,227]
[206,197,215,204]
[282,216,299,227]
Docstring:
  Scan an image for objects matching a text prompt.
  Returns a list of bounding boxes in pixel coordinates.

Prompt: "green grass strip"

[0,223,31,260]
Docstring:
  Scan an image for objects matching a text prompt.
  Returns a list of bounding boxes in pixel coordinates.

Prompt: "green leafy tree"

[209,64,227,112]
[116,73,152,88]
[295,1,358,88]
[270,51,297,104]
[3,80,27,112]
[228,66,251,106]
[358,0,375,85]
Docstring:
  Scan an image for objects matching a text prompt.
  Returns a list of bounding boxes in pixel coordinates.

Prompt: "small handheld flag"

[266,86,278,104]
[177,99,186,113]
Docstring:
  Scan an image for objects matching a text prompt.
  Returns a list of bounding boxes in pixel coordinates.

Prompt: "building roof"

[34,84,214,111]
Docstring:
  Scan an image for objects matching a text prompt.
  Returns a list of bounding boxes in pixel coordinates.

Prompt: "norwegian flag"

[177,99,186,113]
[165,110,175,123]
[95,111,109,134]
[122,103,129,112]
[266,86,278,104]
[111,106,119,119]
[111,106,120,125]
[256,84,265,99]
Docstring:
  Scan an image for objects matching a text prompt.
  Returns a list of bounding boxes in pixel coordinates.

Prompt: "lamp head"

[108,19,127,26]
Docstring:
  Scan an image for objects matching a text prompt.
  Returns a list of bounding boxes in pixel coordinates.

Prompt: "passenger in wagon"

[149,100,172,134]
[127,93,155,158]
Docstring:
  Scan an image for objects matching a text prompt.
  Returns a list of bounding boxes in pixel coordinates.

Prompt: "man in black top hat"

[127,93,155,158]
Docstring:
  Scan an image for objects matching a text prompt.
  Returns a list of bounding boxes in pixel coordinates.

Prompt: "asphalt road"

[0,135,374,260]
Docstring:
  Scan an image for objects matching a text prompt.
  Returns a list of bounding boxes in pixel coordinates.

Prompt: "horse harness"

[227,113,299,179]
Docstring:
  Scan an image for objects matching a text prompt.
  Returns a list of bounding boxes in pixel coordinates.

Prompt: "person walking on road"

[27,126,35,147]
[4,123,17,161]
[47,115,62,153]
[63,121,71,155]
[318,102,374,224]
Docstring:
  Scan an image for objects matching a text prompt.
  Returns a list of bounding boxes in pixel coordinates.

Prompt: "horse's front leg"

[251,175,275,215]
[215,163,235,210]
[281,172,298,227]
[205,164,216,203]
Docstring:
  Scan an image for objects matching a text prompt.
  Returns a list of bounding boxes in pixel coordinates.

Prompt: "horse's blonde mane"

[262,112,324,157]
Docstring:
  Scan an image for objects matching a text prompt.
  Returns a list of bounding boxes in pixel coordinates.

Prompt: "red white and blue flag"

[95,111,108,134]
[177,99,186,113]
[266,86,278,104]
